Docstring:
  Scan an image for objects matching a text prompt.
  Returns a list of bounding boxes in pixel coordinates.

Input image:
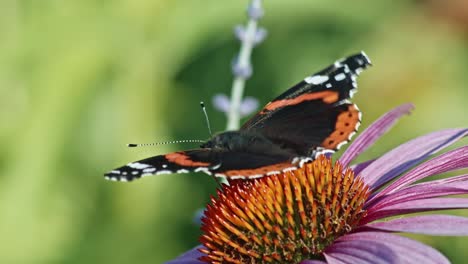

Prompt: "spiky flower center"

[199,156,370,263]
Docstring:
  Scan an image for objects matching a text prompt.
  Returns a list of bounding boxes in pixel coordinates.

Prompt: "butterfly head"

[200,131,244,150]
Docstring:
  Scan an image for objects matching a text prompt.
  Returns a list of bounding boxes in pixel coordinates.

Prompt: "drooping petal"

[373,146,468,200]
[340,104,414,167]
[323,253,353,264]
[300,260,328,264]
[165,246,205,264]
[350,159,374,175]
[332,232,449,264]
[363,197,468,223]
[365,215,468,236]
[361,128,468,189]
[416,173,468,185]
[325,239,398,264]
[365,175,468,210]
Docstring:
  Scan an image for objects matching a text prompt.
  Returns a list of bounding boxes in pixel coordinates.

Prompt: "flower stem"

[226,0,263,130]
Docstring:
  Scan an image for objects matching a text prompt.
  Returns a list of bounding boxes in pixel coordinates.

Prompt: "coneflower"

[167,104,468,264]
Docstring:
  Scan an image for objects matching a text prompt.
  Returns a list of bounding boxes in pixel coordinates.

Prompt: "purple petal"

[300,260,327,264]
[416,173,468,185]
[324,252,371,264]
[212,94,230,113]
[350,159,375,176]
[363,197,468,223]
[365,176,468,212]
[325,240,398,264]
[361,128,468,189]
[165,246,205,264]
[372,146,468,201]
[365,215,468,236]
[322,253,348,264]
[340,104,414,167]
[239,96,259,117]
[332,232,449,264]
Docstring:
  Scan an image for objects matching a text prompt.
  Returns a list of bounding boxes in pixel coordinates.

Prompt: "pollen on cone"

[199,155,370,263]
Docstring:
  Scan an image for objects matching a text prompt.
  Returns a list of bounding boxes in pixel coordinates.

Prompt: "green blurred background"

[1,0,467,263]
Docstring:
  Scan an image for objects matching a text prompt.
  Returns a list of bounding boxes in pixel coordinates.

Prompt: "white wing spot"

[128,162,150,169]
[304,75,329,85]
[177,169,189,173]
[283,167,297,172]
[210,163,222,170]
[156,170,172,175]
[227,175,246,179]
[162,164,168,168]
[194,167,213,175]
[336,141,348,150]
[143,168,156,173]
[355,122,361,130]
[334,73,346,81]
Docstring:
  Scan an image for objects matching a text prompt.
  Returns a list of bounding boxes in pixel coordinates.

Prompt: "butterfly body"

[201,131,293,156]
[105,52,371,182]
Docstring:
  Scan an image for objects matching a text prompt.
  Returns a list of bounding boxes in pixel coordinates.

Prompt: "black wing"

[241,52,371,156]
[104,149,221,182]
[209,150,301,179]
[104,148,302,181]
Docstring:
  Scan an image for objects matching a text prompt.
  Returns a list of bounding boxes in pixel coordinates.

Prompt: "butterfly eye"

[200,141,213,149]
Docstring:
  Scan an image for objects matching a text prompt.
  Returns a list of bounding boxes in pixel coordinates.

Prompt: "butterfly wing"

[104,149,221,182]
[105,148,301,181]
[104,52,371,182]
[210,150,301,179]
[241,52,371,156]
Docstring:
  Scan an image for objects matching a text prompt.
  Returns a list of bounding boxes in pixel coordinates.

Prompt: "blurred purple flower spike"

[231,56,253,79]
[239,96,259,116]
[213,93,259,118]
[247,0,264,20]
[226,0,265,130]
[212,94,230,114]
[234,25,268,46]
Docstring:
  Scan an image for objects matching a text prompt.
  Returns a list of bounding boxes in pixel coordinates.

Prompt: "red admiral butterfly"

[105,52,371,182]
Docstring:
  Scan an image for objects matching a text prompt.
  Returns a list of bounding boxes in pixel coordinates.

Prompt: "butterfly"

[105,52,371,182]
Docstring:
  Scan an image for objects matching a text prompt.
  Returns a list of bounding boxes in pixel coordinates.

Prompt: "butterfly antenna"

[200,101,213,136]
[127,139,205,148]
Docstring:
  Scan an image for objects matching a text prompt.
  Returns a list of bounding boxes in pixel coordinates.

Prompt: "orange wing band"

[223,162,295,177]
[165,152,211,167]
[321,104,360,149]
[261,91,339,114]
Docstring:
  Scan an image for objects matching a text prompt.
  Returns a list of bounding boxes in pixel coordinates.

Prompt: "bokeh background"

[1,0,467,263]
